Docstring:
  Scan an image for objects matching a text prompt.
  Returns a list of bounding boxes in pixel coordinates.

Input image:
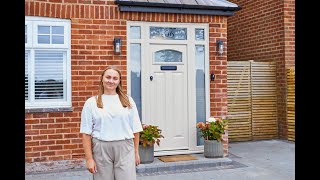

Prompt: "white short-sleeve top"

[80,94,143,141]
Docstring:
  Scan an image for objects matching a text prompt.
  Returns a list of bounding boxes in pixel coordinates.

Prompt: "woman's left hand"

[135,151,140,166]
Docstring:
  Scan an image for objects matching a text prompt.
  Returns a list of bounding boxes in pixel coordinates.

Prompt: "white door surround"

[127,22,210,154]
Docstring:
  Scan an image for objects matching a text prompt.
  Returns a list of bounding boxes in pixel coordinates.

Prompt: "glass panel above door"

[154,50,182,62]
[130,26,141,39]
[195,28,205,41]
[150,27,187,40]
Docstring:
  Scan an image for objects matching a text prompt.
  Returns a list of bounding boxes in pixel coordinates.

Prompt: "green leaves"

[139,124,164,147]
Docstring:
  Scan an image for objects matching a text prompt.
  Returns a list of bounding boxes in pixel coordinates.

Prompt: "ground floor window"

[25,16,71,109]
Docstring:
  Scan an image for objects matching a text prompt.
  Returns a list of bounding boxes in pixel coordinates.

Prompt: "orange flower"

[196,122,205,129]
[196,117,228,141]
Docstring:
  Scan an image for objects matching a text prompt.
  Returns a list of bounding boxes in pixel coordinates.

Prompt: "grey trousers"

[92,138,136,180]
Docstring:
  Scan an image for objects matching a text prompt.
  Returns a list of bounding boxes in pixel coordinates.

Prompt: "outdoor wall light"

[210,72,215,81]
[216,40,224,55]
[114,38,121,55]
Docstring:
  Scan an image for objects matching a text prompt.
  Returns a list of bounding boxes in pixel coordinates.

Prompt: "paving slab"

[25,140,295,180]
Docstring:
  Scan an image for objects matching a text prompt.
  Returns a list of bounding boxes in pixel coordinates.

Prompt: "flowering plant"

[139,124,164,148]
[196,117,228,141]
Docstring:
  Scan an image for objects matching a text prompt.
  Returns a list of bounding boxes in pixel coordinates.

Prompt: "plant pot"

[204,140,223,158]
[138,144,154,164]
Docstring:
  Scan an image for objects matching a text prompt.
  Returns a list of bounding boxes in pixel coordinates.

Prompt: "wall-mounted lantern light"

[216,40,224,55]
[210,72,215,81]
[114,38,121,55]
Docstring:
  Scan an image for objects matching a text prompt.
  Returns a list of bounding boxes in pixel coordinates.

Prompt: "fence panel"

[251,61,278,140]
[227,61,278,141]
[227,61,252,141]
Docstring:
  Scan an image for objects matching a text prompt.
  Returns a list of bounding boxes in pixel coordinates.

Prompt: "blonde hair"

[96,66,131,109]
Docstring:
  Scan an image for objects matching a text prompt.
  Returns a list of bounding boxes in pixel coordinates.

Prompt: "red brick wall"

[282,0,295,139]
[227,0,295,139]
[25,0,229,164]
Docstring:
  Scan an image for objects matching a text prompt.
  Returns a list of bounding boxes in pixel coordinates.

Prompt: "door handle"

[150,76,153,81]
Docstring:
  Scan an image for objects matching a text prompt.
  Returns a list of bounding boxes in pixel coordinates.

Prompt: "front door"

[143,44,188,151]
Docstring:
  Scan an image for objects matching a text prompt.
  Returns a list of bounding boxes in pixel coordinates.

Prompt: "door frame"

[127,21,210,152]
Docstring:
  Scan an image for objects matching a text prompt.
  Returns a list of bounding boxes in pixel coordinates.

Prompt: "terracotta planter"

[138,144,154,164]
[204,140,223,158]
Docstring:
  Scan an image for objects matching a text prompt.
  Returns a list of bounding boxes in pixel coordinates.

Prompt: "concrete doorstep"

[137,153,233,175]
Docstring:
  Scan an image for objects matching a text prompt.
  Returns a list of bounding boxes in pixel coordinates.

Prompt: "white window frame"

[25,16,71,109]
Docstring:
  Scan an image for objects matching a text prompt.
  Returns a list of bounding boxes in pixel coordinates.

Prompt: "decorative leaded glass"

[150,27,187,40]
[154,50,182,62]
[195,28,204,40]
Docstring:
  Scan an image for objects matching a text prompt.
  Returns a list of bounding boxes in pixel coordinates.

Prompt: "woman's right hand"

[86,158,97,174]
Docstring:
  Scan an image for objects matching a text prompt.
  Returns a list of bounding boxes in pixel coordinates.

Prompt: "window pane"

[195,45,206,146]
[130,26,141,39]
[154,50,182,62]
[195,28,204,41]
[130,44,142,120]
[25,51,29,100]
[34,50,64,100]
[52,36,64,44]
[52,26,64,44]
[38,26,50,34]
[35,79,64,100]
[150,27,187,40]
[38,35,50,44]
[25,25,27,44]
[52,26,64,34]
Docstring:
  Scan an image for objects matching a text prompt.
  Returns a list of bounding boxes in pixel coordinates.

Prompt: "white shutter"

[25,51,29,100]
[34,50,65,100]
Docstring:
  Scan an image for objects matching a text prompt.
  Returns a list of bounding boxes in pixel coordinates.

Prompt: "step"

[136,153,233,175]
[25,153,236,177]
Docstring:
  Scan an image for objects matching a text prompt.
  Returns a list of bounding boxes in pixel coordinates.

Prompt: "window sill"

[25,107,73,113]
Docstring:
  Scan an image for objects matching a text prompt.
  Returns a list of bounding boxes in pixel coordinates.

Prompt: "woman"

[80,66,143,180]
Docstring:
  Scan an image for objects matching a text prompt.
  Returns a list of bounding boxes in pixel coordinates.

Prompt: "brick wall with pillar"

[25,0,239,172]
[227,0,295,140]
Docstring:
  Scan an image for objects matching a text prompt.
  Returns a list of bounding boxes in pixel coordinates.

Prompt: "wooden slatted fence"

[227,61,278,142]
[227,61,252,141]
[250,61,278,140]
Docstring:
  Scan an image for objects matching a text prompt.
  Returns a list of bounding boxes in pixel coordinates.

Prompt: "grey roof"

[115,0,241,16]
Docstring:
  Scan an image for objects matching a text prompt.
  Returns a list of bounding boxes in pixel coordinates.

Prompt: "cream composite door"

[143,44,188,151]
